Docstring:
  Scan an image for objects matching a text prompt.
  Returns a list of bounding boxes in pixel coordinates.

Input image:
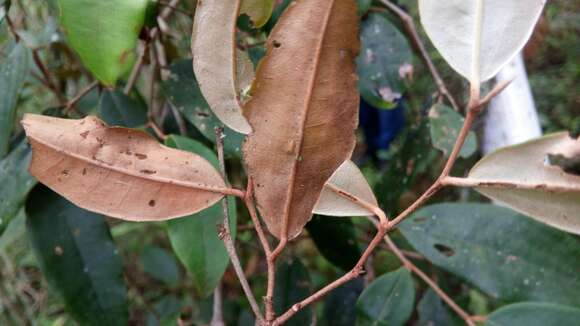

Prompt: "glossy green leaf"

[400,203,580,306]
[99,89,148,128]
[58,0,149,85]
[274,259,312,326]
[0,140,36,234]
[429,104,477,158]
[468,133,580,235]
[306,215,360,271]
[139,246,181,286]
[241,0,275,28]
[486,303,580,326]
[324,279,364,326]
[418,289,460,326]
[164,135,236,297]
[0,43,30,158]
[163,60,244,157]
[26,185,128,325]
[357,13,412,109]
[356,268,415,326]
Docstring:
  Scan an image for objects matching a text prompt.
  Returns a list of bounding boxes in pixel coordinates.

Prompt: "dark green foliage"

[99,89,148,127]
[306,215,360,271]
[274,259,312,325]
[26,185,128,325]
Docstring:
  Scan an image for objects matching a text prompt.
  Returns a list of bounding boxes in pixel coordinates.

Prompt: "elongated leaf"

[59,0,148,85]
[192,0,253,134]
[163,60,244,157]
[306,215,360,271]
[241,0,275,28]
[26,185,127,325]
[99,89,148,128]
[357,13,412,109]
[419,0,546,82]
[0,43,30,158]
[314,160,377,217]
[274,259,312,326]
[21,114,227,221]
[164,135,236,297]
[324,279,364,326]
[243,0,360,239]
[356,268,415,326]
[468,133,580,235]
[418,289,460,326]
[0,140,36,234]
[429,104,477,158]
[400,203,580,306]
[486,303,580,326]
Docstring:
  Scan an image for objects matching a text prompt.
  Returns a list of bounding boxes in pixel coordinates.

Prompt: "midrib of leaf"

[280,0,337,239]
[470,0,484,85]
[28,137,233,196]
[231,0,244,108]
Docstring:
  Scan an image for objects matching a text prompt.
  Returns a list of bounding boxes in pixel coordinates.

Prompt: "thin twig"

[64,80,99,115]
[377,0,460,112]
[210,283,225,326]
[32,49,67,104]
[367,217,477,326]
[215,127,265,325]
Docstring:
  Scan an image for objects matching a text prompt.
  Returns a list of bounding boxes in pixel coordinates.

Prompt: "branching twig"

[64,80,99,115]
[377,0,460,112]
[215,127,265,325]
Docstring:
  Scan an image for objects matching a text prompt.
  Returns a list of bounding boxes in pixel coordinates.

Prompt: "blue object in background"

[359,97,405,157]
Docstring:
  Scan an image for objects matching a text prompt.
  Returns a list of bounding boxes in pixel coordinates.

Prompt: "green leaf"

[99,89,148,128]
[356,268,415,326]
[163,60,244,157]
[418,289,461,326]
[0,209,25,251]
[357,0,372,15]
[324,279,364,326]
[58,0,149,85]
[164,135,235,297]
[0,0,11,25]
[263,0,293,33]
[146,295,183,326]
[306,215,360,271]
[139,246,181,286]
[486,303,580,326]
[429,104,477,158]
[241,0,275,28]
[0,43,31,158]
[26,185,128,325]
[0,140,36,234]
[399,203,580,306]
[468,133,580,235]
[357,13,412,109]
[274,259,312,326]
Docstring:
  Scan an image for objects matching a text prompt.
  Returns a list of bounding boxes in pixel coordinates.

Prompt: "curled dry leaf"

[314,160,378,217]
[419,0,546,83]
[192,0,254,134]
[243,0,360,239]
[21,114,230,222]
[468,132,580,235]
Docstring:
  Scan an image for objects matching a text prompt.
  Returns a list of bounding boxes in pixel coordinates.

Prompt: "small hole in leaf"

[434,244,455,257]
[273,40,282,48]
[148,200,156,207]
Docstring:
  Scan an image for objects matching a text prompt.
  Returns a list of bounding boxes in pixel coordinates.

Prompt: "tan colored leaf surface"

[468,132,580,234]
[243,0,360,239]
[314,160,378,217]
[241,0,275,28]
[21,114,227,221]
[192,0,253,134]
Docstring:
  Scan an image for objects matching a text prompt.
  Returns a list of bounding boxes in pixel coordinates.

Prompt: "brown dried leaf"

[21,114,228,221]
[243,0,360,239]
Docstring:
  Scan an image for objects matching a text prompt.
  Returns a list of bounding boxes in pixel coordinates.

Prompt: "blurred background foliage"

[0,0,578,325]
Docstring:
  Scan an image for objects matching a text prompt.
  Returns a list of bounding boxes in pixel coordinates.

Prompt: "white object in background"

[482,53,542,154]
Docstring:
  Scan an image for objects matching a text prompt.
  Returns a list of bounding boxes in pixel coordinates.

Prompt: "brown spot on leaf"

[148,200,156,207]
[140,169,157,175]
[134,153,147,160]
[80,131,89,139]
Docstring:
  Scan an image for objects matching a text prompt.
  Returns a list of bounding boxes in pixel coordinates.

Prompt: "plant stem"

[210,283,225,326]
[64,80,99,115]
[215,127,265,325]
[377,0,460,112]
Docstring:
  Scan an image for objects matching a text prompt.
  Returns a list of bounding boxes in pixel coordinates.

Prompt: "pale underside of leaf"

[419,0,546,83]
[468,132,580,235]
[192,0,253,134]
[241,0,275,28]
[243,0,360,239]
[314,160,377,217]
[21,114,227,222]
